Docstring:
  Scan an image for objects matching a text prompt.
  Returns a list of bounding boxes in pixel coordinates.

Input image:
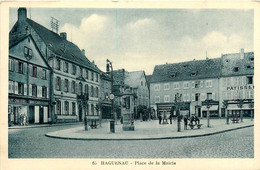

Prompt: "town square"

[6,6,255,162]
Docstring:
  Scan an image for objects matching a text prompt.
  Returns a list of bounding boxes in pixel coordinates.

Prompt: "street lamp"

[204,99,213,127]
[106,59,116,133]
[223,100,229,124]
[174,93,183,132]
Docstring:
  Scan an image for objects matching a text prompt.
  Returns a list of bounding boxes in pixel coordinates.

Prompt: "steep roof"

[9,33,28,48]
[221,52,254,77]
[151,58,222,83]
[124,71,144,88]
[25,18,100,73]
[146,75,152,87]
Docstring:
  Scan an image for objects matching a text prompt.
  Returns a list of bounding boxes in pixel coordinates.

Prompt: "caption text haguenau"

[91,160,176,166]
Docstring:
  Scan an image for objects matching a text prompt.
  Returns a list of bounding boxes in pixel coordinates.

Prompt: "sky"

[9,8,254,75]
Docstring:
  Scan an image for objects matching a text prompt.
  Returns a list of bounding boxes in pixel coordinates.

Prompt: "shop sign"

[9,98,27,104]
[226,85,254,91]
[29,100,49,105]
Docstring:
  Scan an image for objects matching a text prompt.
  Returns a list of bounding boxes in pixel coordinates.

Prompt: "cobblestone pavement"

[8,124,253,158]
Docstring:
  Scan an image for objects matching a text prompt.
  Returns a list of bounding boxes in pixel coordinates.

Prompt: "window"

[78,82,82,94]
[9,81,14,93]
[173,83,179,90]
[96,73,99,82]
[64,62,68,73]
[183,82,190,89]
[164,95,170,102]
[9,59,14,71]
[91,72,94,81]
[195,93,199,101]
[96,87,99,98]
[56,59,61,70]
[154,84,160,91]
[32,84,37,97]
[42,69,46,79]
[200,81,204,88]
[24,47,32,56]
[56,101,61,115]
[164,83,170,90]
[155,96,160,103]
[85,84,89,94]
[247,76,253,84]
[234,67,239,72]
[33,66,37,77]
[71,81,75,93]
[91,86,94,97]
[207,93,212,100]
[18,62,24,74]
[141,81,143,86]
[80,68,83,76]
[191,72,197,76]
[170,73,176,78]
[18,83,24,95]
[91,104,94,115]
[42,86,47,98]
[85,70,88,79]
[195,81,199,88]
[72,65,77,75]
[191,81,195,88]
[250,57,254,61]
[64,101,69,115]
[56,77,61,91]
[206,80,213,88]
[72,102,76,115]
[64,79,69,92]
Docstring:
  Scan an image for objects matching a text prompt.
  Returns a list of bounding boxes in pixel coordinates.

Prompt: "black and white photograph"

[1,2,259,170]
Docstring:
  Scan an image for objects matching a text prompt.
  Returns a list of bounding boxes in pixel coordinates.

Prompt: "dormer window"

[183,65,188,68]
[234,67,239,72]
[191,72,197,76]
[170,73,176,78]
[225,59,229,63]
[250,57,254,61]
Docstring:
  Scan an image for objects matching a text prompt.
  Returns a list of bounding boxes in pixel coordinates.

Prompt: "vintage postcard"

[0,1,259,170]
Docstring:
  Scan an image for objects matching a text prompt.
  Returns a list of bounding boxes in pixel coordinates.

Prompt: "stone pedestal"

[122,112,134,131]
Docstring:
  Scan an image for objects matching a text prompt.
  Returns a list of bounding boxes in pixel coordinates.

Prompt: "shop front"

[201,105,219,117]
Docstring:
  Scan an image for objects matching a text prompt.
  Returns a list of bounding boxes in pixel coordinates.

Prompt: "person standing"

[159,113,162,124]
[184,115,188,130]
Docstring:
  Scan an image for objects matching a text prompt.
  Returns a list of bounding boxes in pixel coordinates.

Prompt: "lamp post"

[237,99,244,123]
[223,100,229,124]
[204,99,213,127]
[106,59,116,132]
[248,99,254,121]
[174,93,183,132]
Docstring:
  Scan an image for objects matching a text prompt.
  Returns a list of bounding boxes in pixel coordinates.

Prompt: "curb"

[8,122,84,129]
[45,124,254,141]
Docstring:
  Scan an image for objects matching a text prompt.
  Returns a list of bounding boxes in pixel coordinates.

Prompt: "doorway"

[79,104,82,122]
[39,107,44,123]
[29,106,35,123]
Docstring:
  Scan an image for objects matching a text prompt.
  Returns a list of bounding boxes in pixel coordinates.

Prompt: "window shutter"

[192,82,195,88]
[29,65,33,76]
[192,93,195,101]
[14,82,18,94]
[60,79,63,91]
[47,87,49,98]
[37,86,40,97]
[212,93,216,100]
[75,83,78,93]
[29,84,32,96]
[201,93,205,101]
[200,81,203,88]
[67,81,70,93]
[15,61,19,72]
[23,63,26,74]
[242,76,246,85]
[24,84,27,96]
[38,86,42,97]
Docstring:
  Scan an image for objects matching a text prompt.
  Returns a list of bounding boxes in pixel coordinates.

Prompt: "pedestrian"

[169,114,172,124]
[159,113,162,124]
[194,115,200,125]
[184,115,188,130]
[23,115,27,126]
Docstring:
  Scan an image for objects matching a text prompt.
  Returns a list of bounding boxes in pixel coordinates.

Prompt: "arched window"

[91,86,94,97]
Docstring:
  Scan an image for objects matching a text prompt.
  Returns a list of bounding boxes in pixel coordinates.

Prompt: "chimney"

[18,8,27,21]
[82,49,85,56]
[240,48,244,59]
[60,32,67,40]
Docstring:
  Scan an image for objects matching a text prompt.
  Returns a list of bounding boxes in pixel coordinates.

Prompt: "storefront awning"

[227,104,253,110]
[201,105,218,111]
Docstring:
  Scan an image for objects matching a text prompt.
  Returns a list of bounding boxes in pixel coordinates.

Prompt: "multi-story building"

[100,72,112,119]
[9,34,52,125]
[10,8,101,123]
[219,49,254,117]
[150,58,222,118]
[113,69,150,118]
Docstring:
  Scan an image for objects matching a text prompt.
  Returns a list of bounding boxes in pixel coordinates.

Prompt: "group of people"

[158,113,200,130]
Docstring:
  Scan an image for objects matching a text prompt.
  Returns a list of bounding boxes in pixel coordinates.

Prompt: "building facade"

[219,49,254,118]
[150,58,222,118]
[9,34,52,125]
[100,72,112,119]
[10,8,101,123]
